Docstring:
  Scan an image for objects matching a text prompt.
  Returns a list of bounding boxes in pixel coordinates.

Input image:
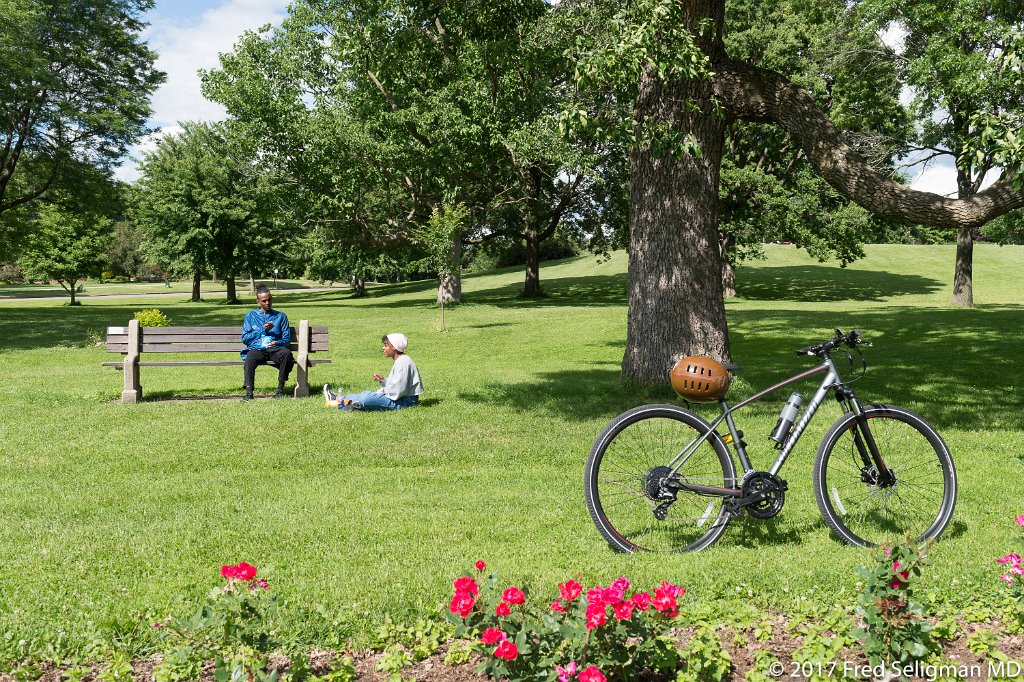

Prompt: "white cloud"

[116,0,289,181]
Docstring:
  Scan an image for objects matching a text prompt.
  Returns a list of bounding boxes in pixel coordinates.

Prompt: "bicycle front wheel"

[813,404,957,547]
[584,404,737,553]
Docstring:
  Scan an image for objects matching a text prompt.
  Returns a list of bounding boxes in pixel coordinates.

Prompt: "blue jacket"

[241,308,291,359]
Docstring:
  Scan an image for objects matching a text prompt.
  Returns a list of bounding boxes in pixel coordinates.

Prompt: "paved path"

[0,286,349,302]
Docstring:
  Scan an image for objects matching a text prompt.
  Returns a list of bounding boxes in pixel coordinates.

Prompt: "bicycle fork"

[835,386,896,487]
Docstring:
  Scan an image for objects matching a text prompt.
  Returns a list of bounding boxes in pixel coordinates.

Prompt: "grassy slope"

[0,244,1021,654]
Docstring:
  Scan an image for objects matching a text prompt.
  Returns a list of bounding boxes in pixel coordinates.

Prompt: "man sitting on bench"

[241,285,295,401]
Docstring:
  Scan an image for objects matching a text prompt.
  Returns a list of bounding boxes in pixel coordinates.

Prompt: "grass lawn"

[0,244,1021,661]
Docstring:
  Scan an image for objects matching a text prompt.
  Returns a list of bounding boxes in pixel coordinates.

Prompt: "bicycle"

[584,329,957,552]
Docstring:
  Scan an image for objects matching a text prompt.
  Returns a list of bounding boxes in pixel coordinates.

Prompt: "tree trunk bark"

[226,275,239,304]
[249,272,256,293]
[523,223,542,298]
[951,227,974,307]
[438,236,462,304]
[191,269,202,302]
[353,277,366,297]
[622,0,730,385]
[67,280,77,305]
[720,231,736,298]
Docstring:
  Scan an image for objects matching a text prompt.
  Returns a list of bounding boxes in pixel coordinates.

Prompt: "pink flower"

[454,576,479,595]
[221,562,257,581]
[884,548,892,558]
[612,600,634,621]
[1001,574,1015,585]
[611,577,630,592]
[253,578,270,590]
[1013,565,1024,576]
[556,662,578,682]
[496,601,511,617]
[502,586,526,605]
[631,592,652,611]
[578,665,607,682]
[997,554,1022,565]
[652,586,677,613]
[658,580,684,598]
[475,560,487,572]
[585,602,607,630]
[449,592,476,618]
[891,579,905,589]
[1015,514,1024,528]
[494,640,518,661]
[558,579,583,601]
[481,628,506,644]
[550,599,567,613]
[893,561,909,581]
[586,587,605,607]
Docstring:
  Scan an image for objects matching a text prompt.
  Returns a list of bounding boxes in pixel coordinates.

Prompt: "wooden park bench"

[104,319,331,403]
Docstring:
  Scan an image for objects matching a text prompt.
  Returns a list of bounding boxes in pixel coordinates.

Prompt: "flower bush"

[853,541,937,667]
[446,561,684,681]
[995,514,1024,595]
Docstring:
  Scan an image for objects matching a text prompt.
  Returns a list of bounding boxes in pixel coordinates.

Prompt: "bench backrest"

[106,324,329,354]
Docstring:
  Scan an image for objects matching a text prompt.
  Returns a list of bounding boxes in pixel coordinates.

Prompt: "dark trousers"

[243,346,295,391]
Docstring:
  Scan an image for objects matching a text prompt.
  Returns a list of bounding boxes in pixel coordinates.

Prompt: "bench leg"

[293,359,310,398]
[122,358,141,403]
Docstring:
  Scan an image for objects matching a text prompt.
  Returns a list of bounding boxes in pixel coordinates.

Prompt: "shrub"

[446,561,685,682]
[853,541,937,667]
[133,308,170,327]
[995,514,1024,631]
[0,264,25,284]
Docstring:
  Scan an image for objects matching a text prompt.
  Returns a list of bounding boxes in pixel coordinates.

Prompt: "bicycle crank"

[734,471,788,519]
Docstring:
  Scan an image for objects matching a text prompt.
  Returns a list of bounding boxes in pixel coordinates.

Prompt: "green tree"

[19,202,110,305]
[566,0,1024,384]
[0,0,163,221]
[203,0,606,301]
[132,123,284,303]
[858,0,1024,307]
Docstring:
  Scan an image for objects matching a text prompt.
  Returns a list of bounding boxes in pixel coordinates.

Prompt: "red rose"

[652,585,677,613]
[585,602,607,630]
[631,592,652,611]
[496,601,511,617]
[612,600,634,621]
[475,560,487,572]
[550,599,567,613]
[586,587,605,608]
[481,628,506,644]
[578,665,607,682]
[449,591,476,618]
[558,579,583,601]
[502,587,525,605]
[494,640,519,661]
[454,576,479,595]
[221,564,240,580]
[235,562,257,581]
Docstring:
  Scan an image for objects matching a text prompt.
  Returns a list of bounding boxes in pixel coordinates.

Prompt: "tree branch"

[714,58,1024,229]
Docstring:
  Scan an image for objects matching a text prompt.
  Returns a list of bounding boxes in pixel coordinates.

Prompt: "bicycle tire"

[812,404,957,547]
[584,404,737,552]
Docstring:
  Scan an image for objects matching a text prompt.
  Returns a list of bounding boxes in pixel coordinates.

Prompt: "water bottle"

[769,392,803,446]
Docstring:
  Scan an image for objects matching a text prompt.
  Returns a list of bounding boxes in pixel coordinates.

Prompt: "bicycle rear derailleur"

[727,471,788,519]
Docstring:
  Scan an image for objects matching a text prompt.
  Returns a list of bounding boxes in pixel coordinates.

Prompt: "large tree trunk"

[438,236,462,304]
[191,269,202,302]
[226,275,239,304]
[524,223,542,298]
[622,0,730,385]
[951,227,974,307]
[353,277,366,297]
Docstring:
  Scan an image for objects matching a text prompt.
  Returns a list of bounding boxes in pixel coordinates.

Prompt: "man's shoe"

[242,393,254,402]
[274,389,284,398]
[323,384,336,402]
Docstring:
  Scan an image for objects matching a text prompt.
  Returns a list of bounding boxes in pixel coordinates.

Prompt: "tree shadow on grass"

[459,305,1023,432]
[736,266,943,302]
[368,274,628,309]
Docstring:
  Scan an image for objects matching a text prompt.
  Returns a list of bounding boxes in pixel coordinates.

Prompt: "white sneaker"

[323,384,336,402]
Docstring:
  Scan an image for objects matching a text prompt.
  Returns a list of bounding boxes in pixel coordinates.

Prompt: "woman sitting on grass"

[323,333,424,411]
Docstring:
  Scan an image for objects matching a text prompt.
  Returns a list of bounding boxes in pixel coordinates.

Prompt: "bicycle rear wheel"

[813,404,957,547]
[584,404,737,552]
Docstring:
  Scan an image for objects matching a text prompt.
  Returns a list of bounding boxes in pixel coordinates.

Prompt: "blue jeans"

[339,390,419,411]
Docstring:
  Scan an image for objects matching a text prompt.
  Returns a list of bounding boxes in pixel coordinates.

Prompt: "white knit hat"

[386,333,409,353]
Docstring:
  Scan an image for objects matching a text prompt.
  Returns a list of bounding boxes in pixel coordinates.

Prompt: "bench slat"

[107,340,329,351]
[102,358,333,367]
[106,326,328,334]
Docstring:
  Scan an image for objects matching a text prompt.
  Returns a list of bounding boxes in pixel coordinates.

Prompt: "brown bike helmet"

[670,355,732,402]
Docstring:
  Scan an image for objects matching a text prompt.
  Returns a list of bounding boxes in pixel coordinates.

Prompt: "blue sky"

[116,0,290,181]
[119,1,972,196]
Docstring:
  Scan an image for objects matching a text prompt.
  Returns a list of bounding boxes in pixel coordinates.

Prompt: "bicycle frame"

[664,353,853,497]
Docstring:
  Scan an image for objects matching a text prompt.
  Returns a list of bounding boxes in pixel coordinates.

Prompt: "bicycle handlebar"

[795,328,872,357]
